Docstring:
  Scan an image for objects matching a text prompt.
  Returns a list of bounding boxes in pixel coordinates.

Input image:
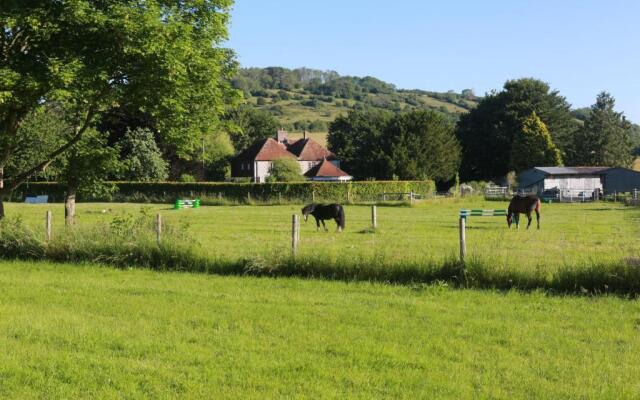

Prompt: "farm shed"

[518,166,640,197]
[600,167,640,193]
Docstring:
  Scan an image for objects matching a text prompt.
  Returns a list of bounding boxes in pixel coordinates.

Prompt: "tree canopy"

[568,92,634,167]
[328,109,460,181]
[118,128,168,182]
[381,110,461,181]
[0,0,237,217]
[456,78,577,180]
[509,112,562,173]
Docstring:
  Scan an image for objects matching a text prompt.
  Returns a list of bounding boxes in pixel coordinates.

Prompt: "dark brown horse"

[302,203,345,232]
[507,195,541,229]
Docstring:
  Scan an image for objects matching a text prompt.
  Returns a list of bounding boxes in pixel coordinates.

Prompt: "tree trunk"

[0,167,4,220]
[64,185,78,226]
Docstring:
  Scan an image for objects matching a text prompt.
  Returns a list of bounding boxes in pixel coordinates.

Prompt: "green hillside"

[232,67,480,142]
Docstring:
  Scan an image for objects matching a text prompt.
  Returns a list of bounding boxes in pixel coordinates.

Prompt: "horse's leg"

[334,218,342,232]
[515,213,520,229]
[321,220,327,232]
[536,210,540,229]
[315,217,320,232]
[526,212,532,229]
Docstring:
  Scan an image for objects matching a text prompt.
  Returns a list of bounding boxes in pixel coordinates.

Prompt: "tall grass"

[1,212,639,295]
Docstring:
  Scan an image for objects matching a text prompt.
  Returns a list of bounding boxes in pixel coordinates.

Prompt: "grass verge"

[1,213,639,295]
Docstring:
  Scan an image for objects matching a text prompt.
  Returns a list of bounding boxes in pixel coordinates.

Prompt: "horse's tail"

[338,205,345,230]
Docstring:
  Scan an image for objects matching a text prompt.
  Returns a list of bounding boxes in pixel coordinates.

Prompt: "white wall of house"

[255,161,272,183]
[298,161,319,174]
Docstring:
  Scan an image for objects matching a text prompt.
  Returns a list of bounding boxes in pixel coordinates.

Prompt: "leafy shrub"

[179,174,197,183]
[265,158,303,182]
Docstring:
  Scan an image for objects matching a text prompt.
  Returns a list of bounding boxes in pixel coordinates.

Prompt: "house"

[231,130,352,182]
[304,159,352,181]
[517,166,640,197]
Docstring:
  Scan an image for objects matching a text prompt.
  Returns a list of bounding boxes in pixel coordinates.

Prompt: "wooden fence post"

[156,213,162,244]
[459,217,466,264]
[45,211,52,242]
[292,214,299,256]
[371,205,377,229]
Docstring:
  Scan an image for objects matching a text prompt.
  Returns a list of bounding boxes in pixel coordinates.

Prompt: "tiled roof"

[287,138,336,161]
[304,160,351,178]
[235,138,296,161]
[535,167,611,175]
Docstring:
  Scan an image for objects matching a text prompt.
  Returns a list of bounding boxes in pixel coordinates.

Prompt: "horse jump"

[507,195,541,229]
[301,203,345,232]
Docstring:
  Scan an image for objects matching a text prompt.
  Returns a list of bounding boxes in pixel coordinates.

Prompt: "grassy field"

[5,199,639,274]
[1,260,639,399]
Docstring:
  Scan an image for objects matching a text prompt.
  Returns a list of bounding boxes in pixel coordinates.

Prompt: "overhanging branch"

[1,103,98,194]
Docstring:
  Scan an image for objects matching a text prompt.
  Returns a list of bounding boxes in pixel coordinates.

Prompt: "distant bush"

[179,174,196,183]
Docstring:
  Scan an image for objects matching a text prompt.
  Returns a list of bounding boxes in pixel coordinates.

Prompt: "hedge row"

[13,180,436,204]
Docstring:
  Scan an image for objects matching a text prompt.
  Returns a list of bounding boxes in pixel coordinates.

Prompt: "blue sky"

[227,0,640,122]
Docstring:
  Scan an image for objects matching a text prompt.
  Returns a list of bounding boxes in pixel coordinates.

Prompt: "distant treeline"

[232,66,478,112]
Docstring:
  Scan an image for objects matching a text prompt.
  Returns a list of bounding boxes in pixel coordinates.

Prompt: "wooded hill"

[231,67,480,141]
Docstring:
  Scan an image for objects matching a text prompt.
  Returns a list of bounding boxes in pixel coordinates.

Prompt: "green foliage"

[228,106,279,153]
[118,128,168,182]
[509,112,562,172]
[328,109,460,181]
[14,181,436,204]
[265,158,302,183]
[57,129,120,199]
[4,105,67,181]
[0,0,237,202]
[233,67,477,136]
[328,109,393,180]
[382,110,461,181]
[568,92,634,167]
[456,78,577,180]
[179,174,197,183]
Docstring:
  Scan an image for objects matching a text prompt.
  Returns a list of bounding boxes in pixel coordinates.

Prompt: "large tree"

[456,78,577,180]
[58,130,119,226]
[381,110,460,181]
[509,112,562,173]
[327,109,392,180]
[0,0,237,218]
[228,106,279,153]
[117,128,168,182]
[568,92,634,167]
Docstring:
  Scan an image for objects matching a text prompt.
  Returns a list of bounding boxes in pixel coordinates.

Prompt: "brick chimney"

[276,129,288,144]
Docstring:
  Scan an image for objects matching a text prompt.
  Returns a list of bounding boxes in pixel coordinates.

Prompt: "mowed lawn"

[0,261,639,399]
[5,200,640,270]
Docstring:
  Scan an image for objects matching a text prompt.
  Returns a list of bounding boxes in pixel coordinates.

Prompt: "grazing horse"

[507,195,541,229]
[301,203,345,232]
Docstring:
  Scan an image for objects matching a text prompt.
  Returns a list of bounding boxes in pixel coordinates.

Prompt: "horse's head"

[506,213,513,228]
[301,204,315,222]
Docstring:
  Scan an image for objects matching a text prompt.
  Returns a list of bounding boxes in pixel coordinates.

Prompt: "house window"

[241,164,244,171]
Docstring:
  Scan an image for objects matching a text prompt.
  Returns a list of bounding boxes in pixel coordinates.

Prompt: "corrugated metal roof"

[535,166,611,175]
